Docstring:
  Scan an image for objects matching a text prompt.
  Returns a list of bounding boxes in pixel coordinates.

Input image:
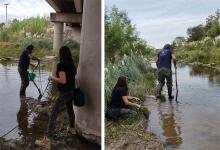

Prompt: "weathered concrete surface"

[53,22,63,53]
[46,0,83,52]
[75,0,101,145]
[64,26,81,43]
[50,13,82,23]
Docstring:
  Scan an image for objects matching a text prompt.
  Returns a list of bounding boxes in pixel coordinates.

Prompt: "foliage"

[8,17,50,36]
[105,55,156,108]
[18,37,52,51]
[186,10,220,42]
[0,28,10,42]
[173,9,220,66]
[174,39,220,65]
[0,17,53,59]
[187,24,205,41]
[105,6,152,62]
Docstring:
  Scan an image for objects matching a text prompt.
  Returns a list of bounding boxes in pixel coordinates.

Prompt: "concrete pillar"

[53,22,63,53]
[75,0,101,145]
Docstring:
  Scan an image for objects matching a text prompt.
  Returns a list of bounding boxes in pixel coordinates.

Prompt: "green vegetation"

[105,55,156,108]
[173,10,220,66]
[105,6,156,107]
[105,6,154,63]
[105,6,158,148]
[0,17,79,61]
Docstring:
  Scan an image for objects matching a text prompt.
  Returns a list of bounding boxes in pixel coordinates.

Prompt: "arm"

[156,52,160,68]
[127,96,140,100]
[49,71,66,84]
[122,96,141,108]
[28,54,40,61]
[172,53,177,68]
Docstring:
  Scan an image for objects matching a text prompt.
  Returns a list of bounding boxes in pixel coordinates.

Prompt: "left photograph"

[0,0,101,149]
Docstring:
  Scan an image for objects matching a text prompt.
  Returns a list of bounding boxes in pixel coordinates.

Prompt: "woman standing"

[36,46,76,149]
[107,76,141,120]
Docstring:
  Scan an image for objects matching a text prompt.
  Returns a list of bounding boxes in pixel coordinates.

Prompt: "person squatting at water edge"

[35,46,77,149]
[18,45,40,97]
[106,75,141,121]
[156,44,177,101]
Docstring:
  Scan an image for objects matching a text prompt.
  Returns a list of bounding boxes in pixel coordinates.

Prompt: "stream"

[145,64,220,150]
[0,62,100,149]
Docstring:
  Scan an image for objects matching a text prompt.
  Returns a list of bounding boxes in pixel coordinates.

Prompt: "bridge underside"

[46,0,83,52]
[46,0,101,145]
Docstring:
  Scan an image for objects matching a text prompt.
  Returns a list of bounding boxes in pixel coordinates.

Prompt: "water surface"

[0,62,100,149]
[145,64,220,150]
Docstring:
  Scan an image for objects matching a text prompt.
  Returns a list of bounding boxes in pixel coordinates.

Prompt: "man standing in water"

[18,45,40,97]
[156,44,177,100]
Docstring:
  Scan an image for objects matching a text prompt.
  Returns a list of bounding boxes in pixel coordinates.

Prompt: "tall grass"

[105,55,156,108]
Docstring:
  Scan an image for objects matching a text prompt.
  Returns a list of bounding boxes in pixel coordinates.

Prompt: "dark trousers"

[47,91,75,137]
[107,108,137,120]
[18,68,29,96]
[157,67,173,97]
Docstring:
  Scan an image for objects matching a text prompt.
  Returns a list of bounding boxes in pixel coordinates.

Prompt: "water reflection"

[17,97,48,138]
[158,102,182,148]
[189,65,220,85]
[147,64,220,149]
[17,97,29,137]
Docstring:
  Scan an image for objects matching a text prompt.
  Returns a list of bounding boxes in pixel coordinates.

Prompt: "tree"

[205,9,220,38]
[187,24,205,41]
[173,37,186,45]
[105,6,150,62]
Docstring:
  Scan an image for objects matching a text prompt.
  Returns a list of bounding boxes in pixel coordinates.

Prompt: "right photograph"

[105,0,220,150]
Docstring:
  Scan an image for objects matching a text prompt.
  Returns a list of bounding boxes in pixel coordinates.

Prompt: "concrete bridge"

[46,0,101,145]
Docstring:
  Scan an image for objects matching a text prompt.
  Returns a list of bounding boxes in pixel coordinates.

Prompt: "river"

[0,62,100,149]
[145,64,220,150]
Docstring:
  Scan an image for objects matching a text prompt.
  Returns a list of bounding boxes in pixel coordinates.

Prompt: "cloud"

[136,15,205,48]
[0,0,54,22]
[106,0,220,48]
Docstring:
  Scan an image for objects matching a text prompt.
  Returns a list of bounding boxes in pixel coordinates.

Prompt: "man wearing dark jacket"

[156,44,177,100]
[18,45,40,96]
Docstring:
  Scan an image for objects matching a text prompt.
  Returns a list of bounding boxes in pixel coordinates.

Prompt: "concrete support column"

[53,22,63,53]
[75,0,101,145]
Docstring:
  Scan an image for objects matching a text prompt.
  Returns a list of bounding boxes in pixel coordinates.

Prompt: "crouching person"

[106,76,141,121]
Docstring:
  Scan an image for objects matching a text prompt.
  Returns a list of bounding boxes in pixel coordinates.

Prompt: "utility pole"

[4,3,9,26]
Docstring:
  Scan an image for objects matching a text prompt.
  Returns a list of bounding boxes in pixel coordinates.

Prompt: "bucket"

[28,72,36,81]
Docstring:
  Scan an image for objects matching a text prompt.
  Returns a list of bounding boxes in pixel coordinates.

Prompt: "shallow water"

[0,62,100,149]
[0,62,51,139]
[145,64,220,150]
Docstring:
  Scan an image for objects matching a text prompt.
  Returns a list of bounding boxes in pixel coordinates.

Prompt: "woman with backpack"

[36,46,76,149]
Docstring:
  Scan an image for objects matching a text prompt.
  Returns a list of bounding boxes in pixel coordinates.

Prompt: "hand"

[136,104,141,109]
[48,75,53,81]
[135,97,140,100]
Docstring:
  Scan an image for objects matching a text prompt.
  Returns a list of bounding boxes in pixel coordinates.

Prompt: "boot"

[35,137,51,149]
[168,91,174,101]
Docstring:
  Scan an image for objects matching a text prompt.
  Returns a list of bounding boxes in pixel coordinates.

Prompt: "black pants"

[18,68,29,96]
[157,67,173,97]
[106,108,137,120]
[47,91,75,137]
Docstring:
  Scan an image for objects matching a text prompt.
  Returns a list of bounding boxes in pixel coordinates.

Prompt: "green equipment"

[28,61,42,100]
[28,72,36,81]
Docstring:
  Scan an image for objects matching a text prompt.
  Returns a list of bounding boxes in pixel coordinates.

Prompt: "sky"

[0,0,54,23]
[106,0,220,48]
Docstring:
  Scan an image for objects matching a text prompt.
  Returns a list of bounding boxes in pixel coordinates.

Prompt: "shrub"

[105,55,156,108]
